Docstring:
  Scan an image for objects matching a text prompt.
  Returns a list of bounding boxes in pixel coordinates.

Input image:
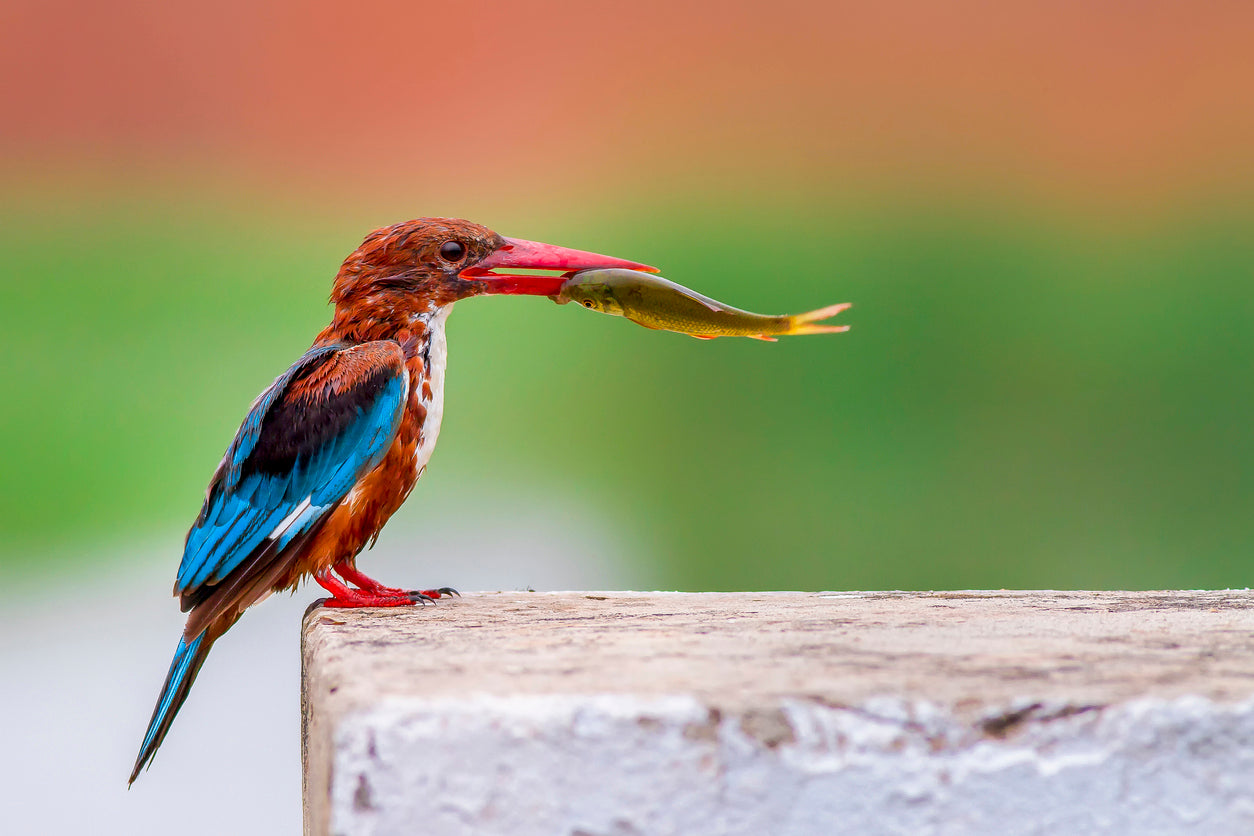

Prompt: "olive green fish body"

[557,268,849,341]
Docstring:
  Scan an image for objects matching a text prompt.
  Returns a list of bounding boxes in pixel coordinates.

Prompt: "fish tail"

[787,303,852,336]
[129,626,218,786]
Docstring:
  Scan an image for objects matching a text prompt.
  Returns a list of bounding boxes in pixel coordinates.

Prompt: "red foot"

[320,592,424,608]
[333,563,404,594]
[332,563,459,601]
[315,570,431,608]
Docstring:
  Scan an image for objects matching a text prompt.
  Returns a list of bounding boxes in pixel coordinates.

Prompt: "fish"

[554,268,850,342]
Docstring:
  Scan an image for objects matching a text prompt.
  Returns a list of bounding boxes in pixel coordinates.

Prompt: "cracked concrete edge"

[322,693,1254,836]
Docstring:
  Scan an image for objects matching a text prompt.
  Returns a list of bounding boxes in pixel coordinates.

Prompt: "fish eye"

[439,240,466,263]
[582,300,594,308]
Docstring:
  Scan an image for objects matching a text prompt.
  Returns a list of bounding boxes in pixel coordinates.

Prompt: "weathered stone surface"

[302,590,1254,835]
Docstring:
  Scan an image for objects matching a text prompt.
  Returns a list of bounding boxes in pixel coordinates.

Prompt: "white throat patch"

[413,305,451,478]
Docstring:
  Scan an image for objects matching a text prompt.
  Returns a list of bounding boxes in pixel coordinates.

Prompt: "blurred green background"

[3,186,1251,591]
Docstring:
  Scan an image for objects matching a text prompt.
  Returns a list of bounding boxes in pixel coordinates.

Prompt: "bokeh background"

[2,1,1252,832]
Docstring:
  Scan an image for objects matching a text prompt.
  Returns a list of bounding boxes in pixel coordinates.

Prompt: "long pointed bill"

[461,237,659,296]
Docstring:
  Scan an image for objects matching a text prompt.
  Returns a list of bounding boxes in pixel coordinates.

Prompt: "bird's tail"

[129,627,217,786]
[786,302,852,336]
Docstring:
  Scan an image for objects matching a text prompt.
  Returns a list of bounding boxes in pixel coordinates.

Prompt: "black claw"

[404,586,459,600]
[407,592,436,605]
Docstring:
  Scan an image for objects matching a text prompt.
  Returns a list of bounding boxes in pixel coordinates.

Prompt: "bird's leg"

[315,569,434,608]
[333,562,459,601]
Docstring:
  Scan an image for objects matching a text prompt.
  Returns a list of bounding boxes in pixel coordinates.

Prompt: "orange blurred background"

[4,0,1252,205]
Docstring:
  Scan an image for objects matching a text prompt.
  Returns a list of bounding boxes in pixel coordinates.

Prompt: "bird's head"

[329,218,656,331]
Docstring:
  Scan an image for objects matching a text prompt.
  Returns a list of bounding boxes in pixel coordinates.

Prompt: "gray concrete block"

[302,591,1254,835]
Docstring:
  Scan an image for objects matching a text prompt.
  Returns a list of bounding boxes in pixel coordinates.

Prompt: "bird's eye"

[582,300,594,308]
[439,241,466,263]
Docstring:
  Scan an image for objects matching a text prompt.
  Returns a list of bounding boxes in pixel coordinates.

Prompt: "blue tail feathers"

[129,632,209,785]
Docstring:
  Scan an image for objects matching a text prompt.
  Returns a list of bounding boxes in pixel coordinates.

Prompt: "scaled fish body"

[555,268,850,341]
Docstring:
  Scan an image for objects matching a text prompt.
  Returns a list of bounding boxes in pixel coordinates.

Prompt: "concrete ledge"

[301,591,1254,835]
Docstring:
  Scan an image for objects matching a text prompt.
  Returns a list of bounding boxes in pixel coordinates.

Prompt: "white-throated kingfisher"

[129,218,656,784]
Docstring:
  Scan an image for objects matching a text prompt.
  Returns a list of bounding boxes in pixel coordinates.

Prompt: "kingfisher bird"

[129,218,656,784]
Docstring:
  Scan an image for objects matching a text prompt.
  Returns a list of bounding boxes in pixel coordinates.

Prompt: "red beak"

[461,237,659,296]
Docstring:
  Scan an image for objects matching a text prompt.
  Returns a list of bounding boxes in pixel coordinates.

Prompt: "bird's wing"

[174,340,408,621]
